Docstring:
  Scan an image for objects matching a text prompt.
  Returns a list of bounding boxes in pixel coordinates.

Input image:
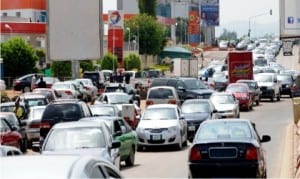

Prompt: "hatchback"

[146,86,180,107]
[225,83,253,111]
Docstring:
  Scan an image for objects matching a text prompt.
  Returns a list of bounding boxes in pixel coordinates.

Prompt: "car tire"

[256,98,260,105]
[137,145,143,152]
[125,147,135,166]
[290,92,293,98]
[277,93,280,101]
[270,93,275,102]
[176,137,183,150]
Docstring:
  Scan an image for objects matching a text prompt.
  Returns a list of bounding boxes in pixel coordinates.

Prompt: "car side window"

[82,103,92,117]
[175,81,185,89]
[89,165,105,178]
[118,119,131,133]
[114,120,122,133]
[1,119,11,131]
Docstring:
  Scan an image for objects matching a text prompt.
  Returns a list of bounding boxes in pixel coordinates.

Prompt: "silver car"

[136,104,188,150]
[210,92,240,118]
[0,155,123,179]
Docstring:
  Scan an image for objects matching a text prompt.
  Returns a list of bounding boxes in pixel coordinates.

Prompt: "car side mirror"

[260,135,271,143]
[111,141,121,149]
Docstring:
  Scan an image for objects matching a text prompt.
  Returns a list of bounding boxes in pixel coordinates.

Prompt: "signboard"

[47,0,101,60]
[108,10,124,28]
[200,0,220,27]
[280,0,300,38]
[188,3,200,47]
[228,51,253,83]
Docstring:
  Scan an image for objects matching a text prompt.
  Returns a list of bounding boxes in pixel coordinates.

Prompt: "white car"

[75,78,98,100]
[210,92,240,118]
[218,40,228,50]
[254,73,281,102]
[51,81,79,99]
[136,104,188,150]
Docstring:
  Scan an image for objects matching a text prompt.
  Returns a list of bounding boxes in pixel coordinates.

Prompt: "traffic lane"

[240,97,293,178]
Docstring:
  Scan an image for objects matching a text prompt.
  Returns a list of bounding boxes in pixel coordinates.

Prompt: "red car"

[225,83,253,111]
[0,118,23,149]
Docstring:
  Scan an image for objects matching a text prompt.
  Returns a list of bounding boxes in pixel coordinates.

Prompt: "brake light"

[168,99,177,104]
[245,146,258,160]
[65,91,72,95]
[146,100,154,106]
[189,146,202,161]
[40,122,51,129]
[29,122,40,128]
[124,116,130,122]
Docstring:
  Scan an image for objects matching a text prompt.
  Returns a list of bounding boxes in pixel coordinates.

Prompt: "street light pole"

[4,24,12,38]
[126,27,130,52]
[248,9,272,38]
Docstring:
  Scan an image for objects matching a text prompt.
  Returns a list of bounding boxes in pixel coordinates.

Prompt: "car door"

[0,119,20,148]
[175,80,187,103]
[112,120,127,158]
[177,107,187,138]
[116,119,136,159]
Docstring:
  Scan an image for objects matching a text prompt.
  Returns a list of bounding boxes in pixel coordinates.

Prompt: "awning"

[159,46,192,59]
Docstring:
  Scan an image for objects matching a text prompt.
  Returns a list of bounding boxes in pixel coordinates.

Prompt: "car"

[75,78,98,101]
[236,79,262,106]
[32,88,61,102]
[89,104,121,117]
[12,73,44,92]
[104,83,140,106]
[24,106,46,148]
[0,145,22,156]
[39,99,93,145]
[51,81,80,99]
[147,69,164,78]
[225,83,253,111]
[83,71,105,89]
[292,74,300,97]
[150,77,214,103]
[136,104,188,150]
[0,155,123,179]
[33,77,60,89]
[277,74,294,98]
[210,92,240,118]
[81,116,138,167]
[254,73,281,102]
[65,80,89,101]
[282,39,293,56]
[0,118,23,150]
[181,99,216,142]
[101,69,113,81]
[0,101,27,116]
[123,70,149,86]
[146,86,180,107]
[41,121,121,168]
[0,112,27,152]
[17,92,50,107]
[211,71,228,91]
[218,40,228,50]
[188,119,270,178]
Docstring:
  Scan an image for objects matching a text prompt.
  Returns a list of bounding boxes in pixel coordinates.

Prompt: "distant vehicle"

[75,78,98,101]
[0,80,6,91]
[0,102,27,116]
[83,71,105,89]
[0,145,22,156]
[136,104,188,151]
[101,69,113,81]
[32,88,60,102]
[33,77,60,89]
[236,79,261,106]
[211,71,228,91]
[282,40,293,56]
[188,119,270,178]
[218,40,228,50]
[89,104,121,117]
[13,73,44,92]
[51,81,79,99]
[147,69,164,78]
[1,155,123,179]
[277,74,294,98]
[17,93,50,107]
[292,74,300,97]
[210,92,240,118]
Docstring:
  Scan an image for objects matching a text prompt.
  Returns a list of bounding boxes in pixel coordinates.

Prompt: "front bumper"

[215,111,236,119]
[137,129,181,147]
[260,88,274,98]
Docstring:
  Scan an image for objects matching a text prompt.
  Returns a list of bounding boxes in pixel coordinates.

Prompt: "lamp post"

[248,9,272,38]
[4,24,12,38]
[126,27,130,52]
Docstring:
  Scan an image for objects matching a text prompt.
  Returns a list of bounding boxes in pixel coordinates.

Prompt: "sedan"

[181,99,216,142]
[236,80,262,106]
[34,77,60,89]
[211,71,228,91]
[136,104,188,150]
[41,121,121,168]
[188,119,270,178]
[75,78,98,101]
[0,118,23,150]
[210,92,240,118]
[89,104,121,117]
[225,83,253,111]
[51,81,79,99]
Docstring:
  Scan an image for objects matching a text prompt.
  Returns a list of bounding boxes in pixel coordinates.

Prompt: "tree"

[35,48,46,68]
[218,29,238,41]
[100,53,118,70]
[138,0,156,17]
[51,61,71,80]
[124,53,141,71]
[0,37,38,78]
[80,60,94,72]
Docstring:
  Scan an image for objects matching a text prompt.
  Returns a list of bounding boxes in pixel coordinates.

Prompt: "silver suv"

[254,73,281,102]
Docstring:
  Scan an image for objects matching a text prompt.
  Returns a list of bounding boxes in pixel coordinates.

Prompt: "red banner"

[108,28,124,68]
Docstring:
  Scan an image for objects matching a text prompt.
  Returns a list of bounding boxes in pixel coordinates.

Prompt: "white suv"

[254,73,281,102]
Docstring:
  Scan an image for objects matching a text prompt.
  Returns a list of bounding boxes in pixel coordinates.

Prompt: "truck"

[282,40,293,56]
[228,51,253,83]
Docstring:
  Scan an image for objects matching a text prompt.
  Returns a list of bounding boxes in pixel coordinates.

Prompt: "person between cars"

[116,84,124,92]
[13,99,23,121]
[31,73,38,91]
[37,77,47,88]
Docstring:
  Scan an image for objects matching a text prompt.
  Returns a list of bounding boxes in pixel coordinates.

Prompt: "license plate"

[188,126,196,131]
[152,135,161,140]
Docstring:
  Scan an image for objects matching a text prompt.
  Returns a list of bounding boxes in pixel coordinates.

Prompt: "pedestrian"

[31,74,38,91]
[37,77,47,88]
[13,99,23,121]
[125,73,131,84]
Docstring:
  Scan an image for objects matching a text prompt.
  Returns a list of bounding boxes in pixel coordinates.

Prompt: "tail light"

[65,91,72,95]
[13,80,20,86]
[168,99,177,104]
[98,88,104,94]
[124,116,130,122]
[40,122,51,129]
[245,146,258,160]
[29,122,40,128]
[189,146,202,161]
[146,100,154,106]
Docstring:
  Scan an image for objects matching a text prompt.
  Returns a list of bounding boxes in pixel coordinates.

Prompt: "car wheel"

[125,147,135,166]
[23,86,31,93]
[290,92,293,98]
[256,98,260,105]
[21,138,27,153]
[270,93,275,102]
[277,93,280,101]
[176,137,183,150]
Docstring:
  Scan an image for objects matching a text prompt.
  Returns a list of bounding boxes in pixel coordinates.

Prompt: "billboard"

[47,0,101,60]
[200,0,219,27]
[188,3,200,47]
[280,0,300,39]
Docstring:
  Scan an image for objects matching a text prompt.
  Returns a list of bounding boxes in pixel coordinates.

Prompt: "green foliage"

[126,14,165,56]
[138,0,156,17]
[51,61,71,80]
[145,64,170,72]
[0,37,38,78]
[80,60,94,71]
[100,53,118,70]
[218,29,237,40]
[124,53,141,71]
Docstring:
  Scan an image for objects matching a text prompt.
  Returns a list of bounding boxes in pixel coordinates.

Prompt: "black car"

[237,79,262,105]
[181,99,216,142]
[13,73,44,92]
[277,74,294,98]
[150,77,214,103]
[188,119,271,178]
[39,99,93,146]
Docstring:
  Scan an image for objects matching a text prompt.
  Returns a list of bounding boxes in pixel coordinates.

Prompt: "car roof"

[211,92,233,96]
[149,86,176,90]
[146,104,178,109]
[51,120,106,129]
[227,83,248,87]
[82,116,122,122]
[20,93,47,99]
[0,111,15,115]
[182,99,211,104]
[236,79,256,82]
[202,118,252,124]
[103,92,129,96]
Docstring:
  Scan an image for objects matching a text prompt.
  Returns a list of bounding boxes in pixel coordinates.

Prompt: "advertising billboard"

[228,51,253,83]
[280,0,300,39]
[47,0,101,61]
[200,0,219,27]
[188,3,200,47]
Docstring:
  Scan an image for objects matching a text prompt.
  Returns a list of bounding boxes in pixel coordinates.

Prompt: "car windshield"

[254,75,273,82]
[182,102,210,113]
[25,98,47,107]
[105,86,125,93]
[277,75,292,82]
[238,82,256,90]
[0,114,18,127]
[42,104,81,121]
[143,108,177,120]
[226,85,247,92]
[211,95,235,104]
[196,121,252,140]
[52,83,71,89]
[44,127,106,151]
[148,89,174,99]
[90,106,116,116]
[108,94,130,104]
[29,107,45,120]
[184,79,207,90]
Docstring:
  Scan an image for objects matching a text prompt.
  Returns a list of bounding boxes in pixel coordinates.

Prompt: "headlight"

[286,84,290,88]
[168,126,177,133]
